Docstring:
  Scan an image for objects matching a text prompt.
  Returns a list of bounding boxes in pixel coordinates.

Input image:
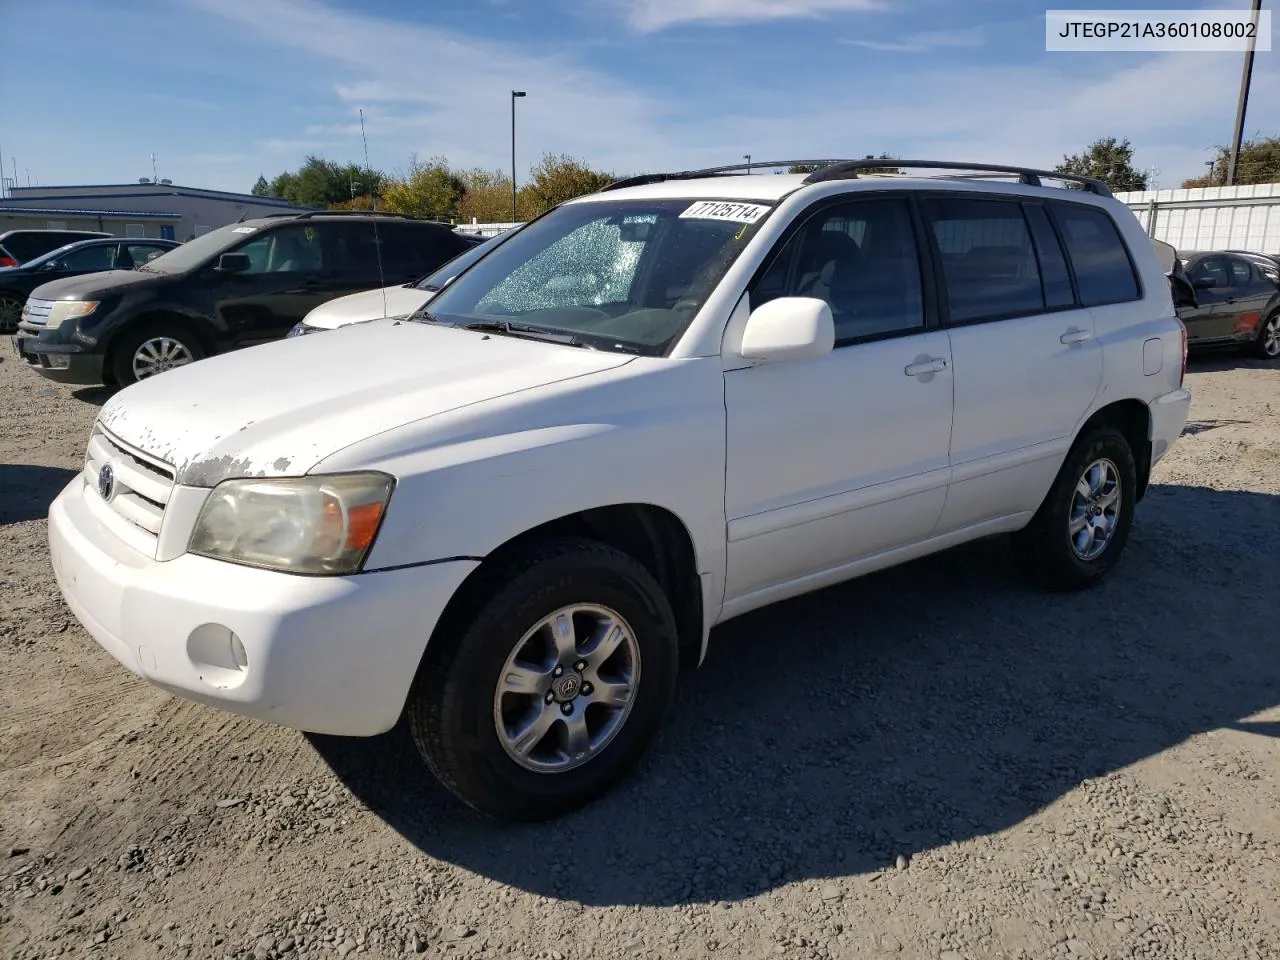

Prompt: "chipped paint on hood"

[96,319,635,487]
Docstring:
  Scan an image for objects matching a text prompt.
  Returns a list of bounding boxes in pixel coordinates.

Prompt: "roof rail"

[599,159,850,192]
[291,209,415,220]
[801,159,1112,197]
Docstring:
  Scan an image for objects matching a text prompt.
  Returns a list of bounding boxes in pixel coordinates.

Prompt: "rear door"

[1225,256,1276,341]
[927,194,1105,533]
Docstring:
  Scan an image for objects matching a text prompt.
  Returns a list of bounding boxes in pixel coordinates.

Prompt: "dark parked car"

[0,229,112,268]
[0,237,179,332]
[1176,250,1280,361]
[13,212,476,386]
[1222,249,1280,284]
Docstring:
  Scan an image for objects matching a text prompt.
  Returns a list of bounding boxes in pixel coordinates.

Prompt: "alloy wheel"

[132,337,195,380]
[1069,458,1122,561]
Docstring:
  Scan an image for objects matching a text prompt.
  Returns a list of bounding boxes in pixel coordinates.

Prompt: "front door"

[722,196,954,607]
[211,223,338,345]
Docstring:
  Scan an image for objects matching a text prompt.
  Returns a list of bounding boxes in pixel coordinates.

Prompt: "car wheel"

[0,294,22,334]
[1011,425,1137,591]
[1252,311,1280,361]
[111,323,206,386]
[406,537,679,821]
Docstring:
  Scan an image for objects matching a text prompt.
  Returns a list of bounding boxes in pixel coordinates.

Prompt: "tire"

[1252,311,1280,361]
[1011,425,1137,591]
[110,321,206,387]
[406,537,680,821]
[0,293,22,334]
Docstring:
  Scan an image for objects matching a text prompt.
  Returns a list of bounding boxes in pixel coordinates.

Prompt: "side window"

[397,225,470,275]
[751,198,924,342]
[327,222,381,277]
[1229,258,1255,286]
[1050,202,1140,305]
[1022,204,1075,309]
[59,244,117,270]
[234,225,325,274]
[922,196,1044,323]
[127,244,168,266]
[1188,257,1229,288]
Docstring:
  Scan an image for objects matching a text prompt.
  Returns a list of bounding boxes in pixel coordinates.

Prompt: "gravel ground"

[1,347,1279,960]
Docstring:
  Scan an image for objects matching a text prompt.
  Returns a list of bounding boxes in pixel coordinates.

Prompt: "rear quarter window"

[1050,202,1140,306]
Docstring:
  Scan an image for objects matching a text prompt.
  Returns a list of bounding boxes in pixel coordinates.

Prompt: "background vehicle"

[0,228,112,268]
[1223,249,1280,283]
[1177,249,1280,360]
[288,231,504,336]
[48,159,1191,821]
[0,238,179,332]
[12,211,476,386]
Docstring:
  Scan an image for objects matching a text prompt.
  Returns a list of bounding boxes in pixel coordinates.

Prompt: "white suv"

[48,159,1191,820]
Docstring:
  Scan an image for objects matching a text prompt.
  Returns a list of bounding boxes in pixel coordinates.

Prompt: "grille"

[83,425,176,557]
[21,298,53,326]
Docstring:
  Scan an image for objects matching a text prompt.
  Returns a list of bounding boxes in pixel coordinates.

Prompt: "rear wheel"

[110,322,205,386]
[1011,425,1137,590]
[1252,311,1280,361]
[406,537,679,820]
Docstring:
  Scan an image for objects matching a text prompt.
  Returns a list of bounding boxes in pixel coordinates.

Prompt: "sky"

[0,0,1276,195]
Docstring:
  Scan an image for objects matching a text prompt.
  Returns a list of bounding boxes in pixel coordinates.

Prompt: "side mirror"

[740,296,835,363]
[42,260,62,271]
[215,252,251,274]
[1192,275,1217,290]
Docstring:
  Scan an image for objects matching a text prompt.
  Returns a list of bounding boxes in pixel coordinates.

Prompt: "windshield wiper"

[462,319,586,347]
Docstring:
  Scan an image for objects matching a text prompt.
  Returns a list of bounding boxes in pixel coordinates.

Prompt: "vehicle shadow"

[0,464,79,525]
[71,385,115,407]
[1186,352,1275,373]
[311,483,1280,907]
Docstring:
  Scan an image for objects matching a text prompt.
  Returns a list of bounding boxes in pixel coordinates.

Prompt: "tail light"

[0,255,18,268]
[1177,316,1188,387]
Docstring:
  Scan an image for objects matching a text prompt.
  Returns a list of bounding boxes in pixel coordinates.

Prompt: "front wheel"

[110,322,206,386]
[0,293,22,334]
[1011,425,1137,590]
[406,538,679,820]
[1252,311,1280,361]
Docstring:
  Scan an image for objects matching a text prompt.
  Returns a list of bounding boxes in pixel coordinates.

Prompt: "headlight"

[43,300,100,330]
[286,322,317,337]
[189,472,395,575]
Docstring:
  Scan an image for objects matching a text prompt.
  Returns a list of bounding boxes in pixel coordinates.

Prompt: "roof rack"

[801,159,1112,197]
[601,158,1111,197]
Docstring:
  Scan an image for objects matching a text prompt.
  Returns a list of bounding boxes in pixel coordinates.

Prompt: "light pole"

[1226,0,1263,186]
[743,154,751,174]
[511,90,526,222]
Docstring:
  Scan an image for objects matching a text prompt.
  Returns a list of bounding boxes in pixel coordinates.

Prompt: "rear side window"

[1229,258,1255,285]
[1050,202,1140,306]
[922,197,1044,323]
[394,223,473,275]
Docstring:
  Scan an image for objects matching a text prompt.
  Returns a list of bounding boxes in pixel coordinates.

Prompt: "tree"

[520,153,614,216]
[250,175,270,197]
[456,168,522,223]
[1055,137,1149,192]
[380,155,466,220]
[263,156,385,209]
[1180,135,1280,188]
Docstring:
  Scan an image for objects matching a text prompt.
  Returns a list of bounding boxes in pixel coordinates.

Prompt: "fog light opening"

[47,354,71,370]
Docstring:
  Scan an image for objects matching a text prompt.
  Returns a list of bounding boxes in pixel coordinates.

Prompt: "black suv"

[13,212,477,386]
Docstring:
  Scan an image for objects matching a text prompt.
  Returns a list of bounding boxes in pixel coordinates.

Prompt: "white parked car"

[287,232,509,336]
[48,159,1191,820]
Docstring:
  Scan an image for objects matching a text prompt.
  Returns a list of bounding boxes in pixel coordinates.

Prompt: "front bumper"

[12,330,105,384]
[48,474,478,736]
[1149,386,1192,467]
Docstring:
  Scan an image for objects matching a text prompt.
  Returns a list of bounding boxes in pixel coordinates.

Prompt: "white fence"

[456,220,522,238]
[1114,182,1280,255]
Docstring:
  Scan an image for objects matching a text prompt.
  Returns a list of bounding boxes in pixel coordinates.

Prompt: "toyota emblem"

[98,463,116,501]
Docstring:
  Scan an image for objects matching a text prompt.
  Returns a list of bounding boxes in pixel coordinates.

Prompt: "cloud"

[620,0,882,31]
[841,26,986,52]
[144,93,222,110]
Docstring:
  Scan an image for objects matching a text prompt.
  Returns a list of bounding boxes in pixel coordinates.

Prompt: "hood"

[30,269,165,301]
[97,318,635,487]
[302,283,432,330]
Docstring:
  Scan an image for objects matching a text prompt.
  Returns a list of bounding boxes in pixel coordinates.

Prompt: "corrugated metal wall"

[1115,182,1280,255]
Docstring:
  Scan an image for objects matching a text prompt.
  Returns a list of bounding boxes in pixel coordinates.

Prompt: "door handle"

[1060,328,1093,345]
[904,357,948,377]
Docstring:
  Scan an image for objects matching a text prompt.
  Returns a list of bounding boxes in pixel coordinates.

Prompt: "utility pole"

[743,154,751,173]
[511,91,526,223]
[1226,0,1263,186]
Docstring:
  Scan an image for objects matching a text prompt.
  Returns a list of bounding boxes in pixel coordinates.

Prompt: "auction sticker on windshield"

[680,201,771,224]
